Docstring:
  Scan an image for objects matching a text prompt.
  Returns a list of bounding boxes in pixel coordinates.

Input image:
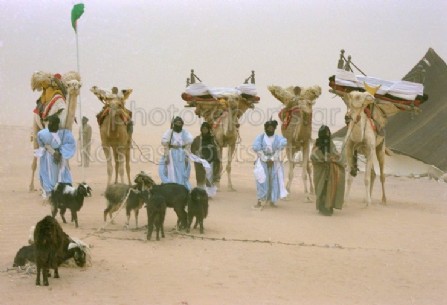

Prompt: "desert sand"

[1,124,446,305]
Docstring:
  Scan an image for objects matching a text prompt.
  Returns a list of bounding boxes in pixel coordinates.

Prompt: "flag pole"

[76,23,85,181]
[71,3,85,180]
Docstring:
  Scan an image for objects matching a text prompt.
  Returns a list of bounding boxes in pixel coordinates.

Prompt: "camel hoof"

[228,186,236,192]
[304,196,313,203]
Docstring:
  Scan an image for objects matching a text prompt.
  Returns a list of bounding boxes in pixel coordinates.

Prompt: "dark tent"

[333,48,447,172]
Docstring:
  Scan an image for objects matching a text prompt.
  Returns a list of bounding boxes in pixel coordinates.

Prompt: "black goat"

[143,192,167,240]
[149,183,189,230]
[187,188,209,234]
[50,182,92,228]
[13,238,88,268]
[34,216,85,286]
[13,245,35,267]
[104,172,155,228]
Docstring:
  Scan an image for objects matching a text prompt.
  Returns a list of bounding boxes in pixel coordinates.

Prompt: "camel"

[92,86,133,185]
[29,71,81,192]
[342,88,387,206]
[183,71,259,191]
[268,85,321,201]
[207,96,243,191]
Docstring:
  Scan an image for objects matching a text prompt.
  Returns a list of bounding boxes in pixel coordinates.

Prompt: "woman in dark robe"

[311,125,345,216]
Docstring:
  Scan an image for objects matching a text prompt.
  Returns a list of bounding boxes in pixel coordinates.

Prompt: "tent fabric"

[333,48,447,172]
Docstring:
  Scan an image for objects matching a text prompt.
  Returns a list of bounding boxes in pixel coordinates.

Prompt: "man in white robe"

[34,115,76,199]
[158,116,193,190]
[252,119,287,208]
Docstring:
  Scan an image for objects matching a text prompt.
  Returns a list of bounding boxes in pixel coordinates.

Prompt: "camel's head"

[66,79,82,95]
[107,96,125,111]
[296,98,314,114]
[346,91,375,110]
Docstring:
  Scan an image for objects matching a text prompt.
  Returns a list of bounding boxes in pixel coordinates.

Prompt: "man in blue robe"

[34,115,76,200]
[252,119,288,208]
[158,116,193,190]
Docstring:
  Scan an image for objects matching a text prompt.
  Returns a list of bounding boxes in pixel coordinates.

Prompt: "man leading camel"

[34,115,76,200]
[158,116,193,190]
[252,119,288,208]
[78,116,92,167]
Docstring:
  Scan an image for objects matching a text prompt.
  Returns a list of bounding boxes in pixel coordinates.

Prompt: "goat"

[143,192,167,240]
[13,237,88,268]
[34,215,86,286]
[149,183,189,230]
[187,188,209,234]
[104,172,155,228]
[104,185,145,229]
[50,182,92,228]
[13,245,35,267]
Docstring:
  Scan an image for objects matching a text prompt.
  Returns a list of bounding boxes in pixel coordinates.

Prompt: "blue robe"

[252,133,288,204]
[35,128,76,197]
[158,129,193,190]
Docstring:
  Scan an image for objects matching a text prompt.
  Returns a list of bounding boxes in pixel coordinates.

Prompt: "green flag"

[71,3,85,32]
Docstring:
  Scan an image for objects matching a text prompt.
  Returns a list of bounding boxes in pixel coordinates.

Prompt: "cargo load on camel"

[329,49,428,117]
[181,69,260,191]
[181,70,260,124]
[328,70,428,110]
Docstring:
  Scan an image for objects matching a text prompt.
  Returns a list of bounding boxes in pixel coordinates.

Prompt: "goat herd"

[13,172,209,286]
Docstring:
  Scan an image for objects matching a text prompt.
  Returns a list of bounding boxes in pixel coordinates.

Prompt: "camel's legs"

[114,146,125,184]
[376,142,387,204]
[103,146,113,185]
[307,161,314,194]
[30,156,37,192]
[30,124,40,192]
[226,143,236,191]
[286,146,296,193]
[301,142,313,202]
[363,146,374,207]
[125,146,131,185]
[344,142,355,205]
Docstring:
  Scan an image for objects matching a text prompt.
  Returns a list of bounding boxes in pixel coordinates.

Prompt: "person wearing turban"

[34,115,76,200]
[311,125,346,216]
[190,121,220,197]
[78,116,92,167]
[252,119,288,208]
[158,116,193,189]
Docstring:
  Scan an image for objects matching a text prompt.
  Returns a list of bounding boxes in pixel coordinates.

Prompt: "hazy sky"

[1,0,446,132]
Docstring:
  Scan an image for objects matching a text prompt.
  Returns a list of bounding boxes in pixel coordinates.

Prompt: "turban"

[264,120,278,129]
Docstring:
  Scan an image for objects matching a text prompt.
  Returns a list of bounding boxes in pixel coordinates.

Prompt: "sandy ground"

[1,124,447,305]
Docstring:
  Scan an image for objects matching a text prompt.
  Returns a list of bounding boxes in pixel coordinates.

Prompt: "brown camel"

[29,71,81,191]
[92,86,133,185]
[194,96,254,191]
[268,85,321,201]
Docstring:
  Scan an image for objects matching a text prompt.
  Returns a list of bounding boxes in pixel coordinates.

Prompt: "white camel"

[29,71,81,191]
[342,88,387,206]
